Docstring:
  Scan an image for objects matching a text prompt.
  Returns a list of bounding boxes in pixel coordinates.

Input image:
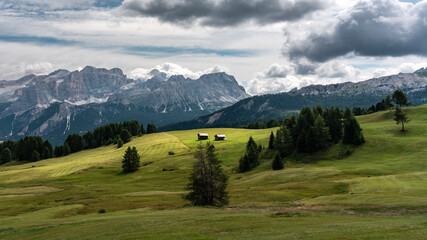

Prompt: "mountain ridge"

[0,66,249,144]
[161,71,427,131]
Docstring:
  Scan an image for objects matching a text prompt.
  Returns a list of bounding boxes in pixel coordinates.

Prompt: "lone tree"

[394,106,410,132]
[122,147,140,173]
[184,142,228,206]
[272,153,284,170]
[392,90,410,107]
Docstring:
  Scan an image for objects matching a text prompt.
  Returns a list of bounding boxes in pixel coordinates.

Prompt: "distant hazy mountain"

[162,71,427,130]
[0,66,249,144]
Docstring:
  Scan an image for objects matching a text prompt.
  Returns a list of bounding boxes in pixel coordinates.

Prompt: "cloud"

[120,0,329,27]
[129,63,226,80]
[247,61,364,95]
[0,0,97,11]
[283,0,427,62]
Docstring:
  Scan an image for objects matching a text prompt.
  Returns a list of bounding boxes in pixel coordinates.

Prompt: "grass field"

[0,106,426,239]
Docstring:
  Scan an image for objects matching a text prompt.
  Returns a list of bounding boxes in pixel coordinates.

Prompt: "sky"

[0,0,426,95]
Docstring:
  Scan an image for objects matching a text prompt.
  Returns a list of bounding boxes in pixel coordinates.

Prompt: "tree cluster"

[0,120,156,164]
[54,120,155,157]
[270,105,364,158]
[0,136,53,164]
[184,142,228,206]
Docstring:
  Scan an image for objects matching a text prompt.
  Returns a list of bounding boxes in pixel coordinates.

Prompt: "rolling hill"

[0,106,426,239]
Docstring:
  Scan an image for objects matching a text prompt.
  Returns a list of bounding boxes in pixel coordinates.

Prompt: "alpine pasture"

[0,107,426,239]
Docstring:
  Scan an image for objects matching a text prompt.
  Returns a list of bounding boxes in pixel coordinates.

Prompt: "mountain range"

[163,69,427,130]
[1,66,427,145]
[0,67,249,144]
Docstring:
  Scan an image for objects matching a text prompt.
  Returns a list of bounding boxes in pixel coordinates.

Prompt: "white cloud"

[129,63,227,80]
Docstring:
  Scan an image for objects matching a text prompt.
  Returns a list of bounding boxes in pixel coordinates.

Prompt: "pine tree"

[394,106,410,132]
[275,125,293,157]
[120,129,132,143]
[140,123,146,135]
[392,90,410,107]
[122,147,140,173]
[117,138,124,148]
[1,148,12,164]
[239,137,260,172]
[184,143,229,206]
[43,140,53,158]
[147,124,157,134]
[304,127,317,153]
[313,115,330,150]
[268,131,275,149]
[65,134,84,153]
[384,95,393,112]
[343,111,365,145]
[272,153,284,170]
[42,147,51,159]
[64,143,71,156]
[54,146,64,157]
[31,150,40,162]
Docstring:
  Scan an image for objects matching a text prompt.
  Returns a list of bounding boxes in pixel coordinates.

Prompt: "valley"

[0,106,426,239]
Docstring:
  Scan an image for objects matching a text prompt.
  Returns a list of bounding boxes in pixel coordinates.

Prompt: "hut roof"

[198,133,209,137]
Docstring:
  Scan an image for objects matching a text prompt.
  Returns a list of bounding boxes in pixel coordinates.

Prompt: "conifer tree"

[239,137,260,172]
[394,106,410,132]
[122,147,140,173]
[31,150,40,162]
[384,95,393,112]
[268,131,275,149]
[304,127,317,153]
[117,138,124,148]
[272,153,284,170]
[343,110,365,145]
[54,146,64,157]
[1,148,12,164]
[43,140,53,158]
[120,129,132,143]
[313,115,330,150]
[64,143,71,156]
[42,147,51,159]
[392,90,410,107]
[275,125,293,157]
[185,143,228,206]
[140,123,146,135]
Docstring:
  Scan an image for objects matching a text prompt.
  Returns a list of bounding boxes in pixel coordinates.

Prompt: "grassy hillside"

[0,106,426,239]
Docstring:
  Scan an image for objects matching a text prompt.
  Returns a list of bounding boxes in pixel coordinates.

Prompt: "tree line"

[0,121,157,165]
[239,105,365,173]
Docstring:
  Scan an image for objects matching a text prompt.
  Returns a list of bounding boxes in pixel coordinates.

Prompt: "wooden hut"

[215,134,226,141]
[198,133,209,140]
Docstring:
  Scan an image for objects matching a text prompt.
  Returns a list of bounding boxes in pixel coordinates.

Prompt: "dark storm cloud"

[283,0,427,62]
[121,0,328,27]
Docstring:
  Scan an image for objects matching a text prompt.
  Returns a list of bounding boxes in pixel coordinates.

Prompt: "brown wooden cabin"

[198,133,209,140]
[215,134,226,141]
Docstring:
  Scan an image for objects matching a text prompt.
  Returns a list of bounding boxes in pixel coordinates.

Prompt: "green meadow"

[0,106,426,239]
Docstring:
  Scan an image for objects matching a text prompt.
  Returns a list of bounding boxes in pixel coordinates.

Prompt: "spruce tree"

[343,111,365,145]
[117,138,124,148]
[54,146,64,157]
[31,150,40,162]
[42,147,51,159]
[313,115,330,150]
[120,129,132,143]
[184,143,229,206]
[122,147,140,173]
[1,148,12,164]
[304,127,317,153]
[239,137,260,172]
[272,153,284,170]
[268,131,275,149]
[140,123,146,135]
[392,90,410,107]
[64,143,71,156]
[384,95,393,112]
[43,140,53,158]
[394,106,410,132]
[275,125,293,157]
